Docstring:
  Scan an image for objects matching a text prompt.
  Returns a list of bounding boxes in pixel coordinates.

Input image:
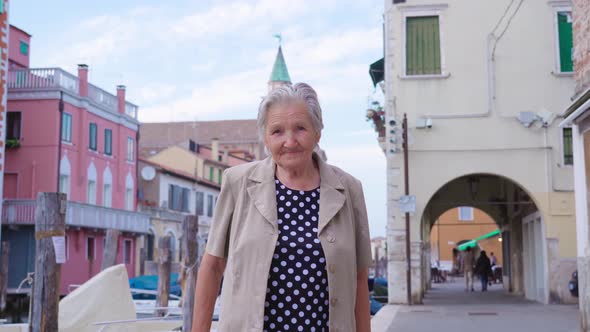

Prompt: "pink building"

[1,25,149,295]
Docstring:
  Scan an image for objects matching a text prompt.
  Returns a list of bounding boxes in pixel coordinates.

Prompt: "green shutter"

[558,12,573,73]
[104,129,112,155]
[19,41,28,56]
[0,0,4,14]
[209,167,214,181]
[89,123,97,150]
[406,16,441,75]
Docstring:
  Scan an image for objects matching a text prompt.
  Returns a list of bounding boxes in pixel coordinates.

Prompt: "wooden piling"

[181,216,198,331]
[31,192,66,332]
[155,235,171,317]
[101,229,120,271]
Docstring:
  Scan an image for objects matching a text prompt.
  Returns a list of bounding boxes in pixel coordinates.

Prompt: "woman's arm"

[355,267,371,332]
[191,253,226,332]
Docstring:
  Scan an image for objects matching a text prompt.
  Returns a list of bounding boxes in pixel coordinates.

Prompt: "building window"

[125,188,133,210]
[196,191,204,216]
[103,129,112,155]
[87,180,97,204]
[103,184,112,208]
[123,239,133,264]
[127,137,134,161]
[7,112,21,140]
[218,169,223,184]
[458,206,474,221]
[563,127,573,165]
[59,175,70,197]
[61,113,72,142]
[86,236,96,261]
[207,194,214,217]
[19,41,28,56]
[557,11,573,73]
[168,185,189,212]
[406,16,441,76]
[89,123,97,151]
[209,167,214,181]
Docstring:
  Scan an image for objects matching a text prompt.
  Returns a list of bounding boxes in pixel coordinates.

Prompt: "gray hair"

[257,82,324,142]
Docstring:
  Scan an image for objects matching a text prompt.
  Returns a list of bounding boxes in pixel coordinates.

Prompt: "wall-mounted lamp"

[416,118,433,129]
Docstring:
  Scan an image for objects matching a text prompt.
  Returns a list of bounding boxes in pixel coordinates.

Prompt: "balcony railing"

[8,68,80,94]
[2,199,150,234]
[8,68,139,120]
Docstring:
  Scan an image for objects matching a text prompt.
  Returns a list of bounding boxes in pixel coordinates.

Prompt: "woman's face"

[264,102,320,171]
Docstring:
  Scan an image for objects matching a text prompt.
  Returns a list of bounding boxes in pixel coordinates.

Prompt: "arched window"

[125,172,134,211]
[59,155,71,198]
[102,167,113,208]
[87,162,97,205]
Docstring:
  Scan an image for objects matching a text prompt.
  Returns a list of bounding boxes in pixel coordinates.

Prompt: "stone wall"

[574,0,590,95]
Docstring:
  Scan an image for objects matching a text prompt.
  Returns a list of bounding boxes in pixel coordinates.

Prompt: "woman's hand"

[355,267,371,332]
[192,253,226,332]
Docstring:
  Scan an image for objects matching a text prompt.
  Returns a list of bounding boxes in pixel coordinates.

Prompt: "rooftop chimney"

[78,64,89,97]
[117,85,126,115]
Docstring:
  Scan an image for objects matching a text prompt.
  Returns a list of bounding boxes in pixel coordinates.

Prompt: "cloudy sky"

[11,0,387,236]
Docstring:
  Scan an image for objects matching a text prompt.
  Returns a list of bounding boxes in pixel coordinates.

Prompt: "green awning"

[457,229,501,251]
[369,58,384,87]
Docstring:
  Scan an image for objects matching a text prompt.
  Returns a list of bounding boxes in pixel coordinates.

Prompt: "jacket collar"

[247,152,346,234]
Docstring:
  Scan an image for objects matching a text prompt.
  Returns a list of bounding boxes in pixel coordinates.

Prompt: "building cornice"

[8,88,140,131]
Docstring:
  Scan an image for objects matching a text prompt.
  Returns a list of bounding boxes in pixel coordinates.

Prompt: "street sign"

[398,195,416,213]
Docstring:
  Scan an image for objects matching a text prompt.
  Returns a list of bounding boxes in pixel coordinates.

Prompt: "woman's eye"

[272,129,281,135]
[297,126,306,131]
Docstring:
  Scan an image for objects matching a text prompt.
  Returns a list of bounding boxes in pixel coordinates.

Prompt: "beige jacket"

[206,154,372,332]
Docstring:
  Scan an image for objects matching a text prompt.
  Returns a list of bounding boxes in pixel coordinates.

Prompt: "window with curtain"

[557,11,573,73]
[59,175,70,197]
[406,16,441,76]
[87,180,96,204]
[89,123,97,150]
[125,188,133,210]
[103,184,112,207]
[61,113,72,142]
[563,128,573,165]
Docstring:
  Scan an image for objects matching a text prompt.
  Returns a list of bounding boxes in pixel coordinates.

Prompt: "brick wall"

[573,0,590,95]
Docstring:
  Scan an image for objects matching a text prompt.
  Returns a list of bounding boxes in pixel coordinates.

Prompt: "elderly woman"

[192,83,372,332]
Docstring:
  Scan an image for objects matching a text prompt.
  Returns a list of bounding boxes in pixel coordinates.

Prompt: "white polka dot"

[298,215,304,220]
[299,311,305,318]
[286,296,292,302]
[287,190,292,195]
[272,281,278,287]
[297,249,303,255]
[306,243,313,249]
[279,288,285,294]
[281,248,288,254]
[285,309,291,316]
[306,232,312,238]
[291,317,297,324]
[287,281,293,288]
[281,261,287,267]
[291,220,297,226]
[271,323,276,329]
[298,237,304,243]
[275,179,279,184]
[305,222,311,227]
[300,297,306,303]
[290,231,297,236]
[305,209,310,215]
[273,267,279,273]
[290,242,296,247]
[280,274,286,280]
[311,192,316,197]
[282,236,289,241]
[299,202,305,207]
[278,302,284,308]
[286,201,292,207]
[274,254,279,259]
[271,296,277,302]
[265,302,270,308]
[285,213,291,219]
[308,291,314,297]
[295,275,301,281]
[314,238,320,244]
[312,227,318,232]
[311,263,317,269]
[304,256,310,262]
[309,276,315,283]
[288,268,294,274]
[298,226,304,232]
[296,262,302,268]
[277,316,282,322]
[280,185,285,189]
[306,197,311,202]
[293,196,299,201]
[305,318,311,324]
[279,207,284,212]
[302,283,308,289]
[313,250,319,256]
[294,289,300,295]
[284,324,290,330]
[279,196,285,201]
[319,257,325,263]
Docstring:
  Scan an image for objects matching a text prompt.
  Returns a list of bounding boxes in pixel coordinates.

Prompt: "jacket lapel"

[247,157,279,232]
[317,154,346,235]
[246,153,346,235]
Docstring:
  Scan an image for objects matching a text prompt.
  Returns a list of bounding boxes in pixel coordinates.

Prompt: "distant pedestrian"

[475,250,492,292]
[462,247,475,292]
[490,252,497,267]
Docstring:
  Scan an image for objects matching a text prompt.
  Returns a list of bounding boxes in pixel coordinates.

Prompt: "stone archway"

[416,173,549,303]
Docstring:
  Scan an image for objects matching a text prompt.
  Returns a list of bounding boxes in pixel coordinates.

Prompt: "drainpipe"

[57,91,64,193]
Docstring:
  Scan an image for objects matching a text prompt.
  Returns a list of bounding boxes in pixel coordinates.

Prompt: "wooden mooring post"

[155,235,171,317]
[182,215,198,331]
[0,241,10,313]
[31,192,67,332]
[101,229,120,271]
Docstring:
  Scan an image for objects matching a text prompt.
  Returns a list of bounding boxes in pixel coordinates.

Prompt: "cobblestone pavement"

[387,278,580,332]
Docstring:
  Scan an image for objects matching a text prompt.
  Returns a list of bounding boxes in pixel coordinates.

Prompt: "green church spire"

[269,46,291,84]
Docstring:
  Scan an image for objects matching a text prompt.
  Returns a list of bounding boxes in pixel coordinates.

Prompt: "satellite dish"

[141,166,156,181]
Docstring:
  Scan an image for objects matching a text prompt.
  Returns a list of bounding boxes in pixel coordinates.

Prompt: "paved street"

[386,278,580,332]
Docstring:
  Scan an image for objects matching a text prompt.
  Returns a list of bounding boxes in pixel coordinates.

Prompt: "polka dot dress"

[263,178,329,332]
